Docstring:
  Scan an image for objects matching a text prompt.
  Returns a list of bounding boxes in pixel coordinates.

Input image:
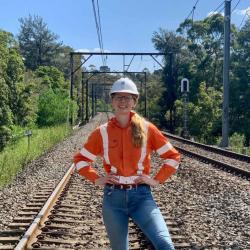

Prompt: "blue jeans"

[102,184,175,250]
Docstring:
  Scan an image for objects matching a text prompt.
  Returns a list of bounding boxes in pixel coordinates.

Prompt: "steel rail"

[163,132,250,163]
[14,164,75,250]
[176,146,250,179]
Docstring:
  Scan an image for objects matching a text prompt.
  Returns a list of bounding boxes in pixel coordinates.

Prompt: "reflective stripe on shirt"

[100,123,117,174]
[100,123,110,164]
[75,161,89,171]
[80,147,97,161]
[100,119,148,175]
[156,142,173,155]
[163,159,179,169]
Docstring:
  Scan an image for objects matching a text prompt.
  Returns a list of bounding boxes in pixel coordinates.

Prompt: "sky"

[1,0,250,72]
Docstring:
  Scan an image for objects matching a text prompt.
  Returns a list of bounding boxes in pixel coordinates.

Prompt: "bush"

[37,89,77,126]
[229,133,245,148]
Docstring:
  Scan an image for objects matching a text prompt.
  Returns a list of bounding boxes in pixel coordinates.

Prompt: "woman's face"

[111,93,137,115]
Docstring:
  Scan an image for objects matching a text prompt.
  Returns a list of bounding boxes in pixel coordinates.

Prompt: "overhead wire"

[96,0,107,65]
[239,8,250,28]
[212,1,225,14]
[231,0,241,13]
[91,0,106,66]
[185,0,200,21]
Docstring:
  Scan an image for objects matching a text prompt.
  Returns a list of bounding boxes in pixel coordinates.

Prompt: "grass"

[229,146,250,156]
[0,124,72,188]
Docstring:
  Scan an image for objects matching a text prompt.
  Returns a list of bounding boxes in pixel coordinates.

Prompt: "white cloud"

[75,48,90,53]
[207,11,224,17]
[235,7,250,16]
[75,48,111,53]
[93,47,102,52]
[93,48,110,53]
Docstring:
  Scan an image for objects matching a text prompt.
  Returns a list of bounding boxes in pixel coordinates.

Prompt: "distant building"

[100,66,110,72]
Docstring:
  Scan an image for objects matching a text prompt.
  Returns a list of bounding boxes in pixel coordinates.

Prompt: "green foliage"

[174,82,222,143]
[18,15,61,70]
[53,45,74,78]
[230,17,250,146]
[35,66,67,91]
[229,133,245,149]
[0,125,71,187]
[0,29,14,77]
[6,49,24,83]
[151,14,249,145]
[0,29,25,149]
[96,99,111,112]
[145,77,165,125]
[37,89,73,126]
[15,82,38,126]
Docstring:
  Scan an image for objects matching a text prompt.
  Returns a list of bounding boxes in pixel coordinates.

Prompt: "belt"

[106,183,149,190]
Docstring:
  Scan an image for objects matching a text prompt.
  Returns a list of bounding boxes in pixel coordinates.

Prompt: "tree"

[152,29,186,130]
[6,49,25,124]
[0,30,19,149]
[177,14,237,91]
[53,45,74,78]
[0,77,13,150]
[18,15,61,70]
[37,89,77,126]
[35,66,67,92]
[230,18,250,145]
[174,82,222,143]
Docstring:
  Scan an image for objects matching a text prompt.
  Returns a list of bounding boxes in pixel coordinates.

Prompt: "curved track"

[163,132,250,179]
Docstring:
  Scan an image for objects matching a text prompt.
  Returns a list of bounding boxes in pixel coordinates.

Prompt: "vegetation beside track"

[0,124,71,187]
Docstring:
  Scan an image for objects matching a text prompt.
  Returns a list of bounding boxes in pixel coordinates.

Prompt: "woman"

[73,77,180,250]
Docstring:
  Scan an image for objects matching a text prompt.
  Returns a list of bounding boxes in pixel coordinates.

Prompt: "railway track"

[163,132,250,179]
[1,114,249,249]
[0,164,191,249]
[164,132,250,163]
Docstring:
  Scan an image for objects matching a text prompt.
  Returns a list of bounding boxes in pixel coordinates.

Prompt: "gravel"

[0,114,105,231]
[0,113,249,250]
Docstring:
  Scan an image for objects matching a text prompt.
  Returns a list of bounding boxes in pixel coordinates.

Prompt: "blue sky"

[1,0,249,71]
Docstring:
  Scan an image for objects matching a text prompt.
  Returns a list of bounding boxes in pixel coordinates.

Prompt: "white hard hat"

[110,77,139,95]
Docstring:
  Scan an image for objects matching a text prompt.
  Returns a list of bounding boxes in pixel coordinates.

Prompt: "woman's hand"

[95,174,120,186]
[134,174,160,187]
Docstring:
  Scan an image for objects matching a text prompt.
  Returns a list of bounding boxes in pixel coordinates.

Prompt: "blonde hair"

[131,113,146,148]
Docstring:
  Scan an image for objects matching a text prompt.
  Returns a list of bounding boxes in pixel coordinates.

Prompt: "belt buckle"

[127,184,133,190]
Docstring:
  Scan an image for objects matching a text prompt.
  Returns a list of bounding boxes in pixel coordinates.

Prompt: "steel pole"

[221,0,231,147]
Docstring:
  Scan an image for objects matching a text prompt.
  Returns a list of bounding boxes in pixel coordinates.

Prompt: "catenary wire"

[185,0,200,21]
[91,0,105,66]
[213,1,225,13]
[96,0,107,65]
[231,0,241,13]
[239,8,250,28]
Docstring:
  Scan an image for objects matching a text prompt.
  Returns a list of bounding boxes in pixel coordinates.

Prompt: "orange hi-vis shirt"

[73,112,180,184]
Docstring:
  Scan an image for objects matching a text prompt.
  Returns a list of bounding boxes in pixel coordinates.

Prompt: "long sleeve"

[148,123,180,183]
[73,128,103,184]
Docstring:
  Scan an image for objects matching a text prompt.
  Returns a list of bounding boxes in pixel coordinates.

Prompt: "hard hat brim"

[110,90,139,95]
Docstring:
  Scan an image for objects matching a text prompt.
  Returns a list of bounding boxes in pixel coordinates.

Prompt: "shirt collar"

[110,111,136,128]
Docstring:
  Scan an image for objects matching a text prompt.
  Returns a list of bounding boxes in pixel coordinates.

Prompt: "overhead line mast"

[221,0,231,148]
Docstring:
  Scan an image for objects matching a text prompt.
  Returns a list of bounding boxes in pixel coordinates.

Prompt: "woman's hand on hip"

[134,174,160,187]
[95,174,119,186]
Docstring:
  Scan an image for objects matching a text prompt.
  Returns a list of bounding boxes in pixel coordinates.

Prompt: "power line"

[96,0,107,65]
[213,1,225,13]
[231,0,241,13]
[185,0,200,21]
[239,8,250,28]
[207,0,225,16]
[91,0,106,66]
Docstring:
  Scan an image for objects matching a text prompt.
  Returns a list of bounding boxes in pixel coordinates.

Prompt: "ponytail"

[131,114,146,148]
